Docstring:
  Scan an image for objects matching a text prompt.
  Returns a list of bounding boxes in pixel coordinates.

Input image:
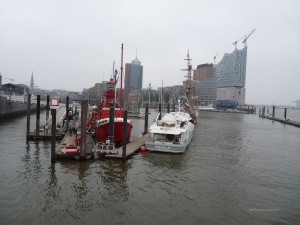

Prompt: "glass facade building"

[215,47,248,105]
[216,47,247,88]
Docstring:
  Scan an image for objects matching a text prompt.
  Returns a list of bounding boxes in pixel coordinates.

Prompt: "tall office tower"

[215,47,247,105]
[124,56,143,102]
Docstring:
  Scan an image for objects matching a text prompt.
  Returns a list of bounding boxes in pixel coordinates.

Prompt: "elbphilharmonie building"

[215,47,247,105]
[216,47,247,88]
[193,46,248,106]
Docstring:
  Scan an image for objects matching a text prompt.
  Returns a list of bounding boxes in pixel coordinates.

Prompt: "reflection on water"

[98,160,131,202]
[143,152,185,170]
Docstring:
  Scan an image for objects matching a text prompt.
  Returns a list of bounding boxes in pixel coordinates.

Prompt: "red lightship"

[87,44,132,147]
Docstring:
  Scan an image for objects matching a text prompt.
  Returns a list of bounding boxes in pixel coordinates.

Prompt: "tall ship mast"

[182,49,197,124]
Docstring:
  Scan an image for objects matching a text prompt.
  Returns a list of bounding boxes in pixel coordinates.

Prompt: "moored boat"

[87,44,133,148]
[145,111,194,153]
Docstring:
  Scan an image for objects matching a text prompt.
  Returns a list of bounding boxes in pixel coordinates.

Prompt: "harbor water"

[0,110,300,225]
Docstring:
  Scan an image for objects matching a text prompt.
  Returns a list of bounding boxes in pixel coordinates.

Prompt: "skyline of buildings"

[1,46,249,107]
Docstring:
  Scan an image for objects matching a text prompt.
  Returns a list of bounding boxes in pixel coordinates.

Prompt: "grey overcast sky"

[0,0,299,105]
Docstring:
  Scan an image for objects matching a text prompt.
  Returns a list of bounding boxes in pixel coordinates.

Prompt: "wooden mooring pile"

[259,106,300,128]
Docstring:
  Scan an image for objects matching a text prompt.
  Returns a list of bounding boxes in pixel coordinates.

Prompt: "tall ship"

[87,44,133,147]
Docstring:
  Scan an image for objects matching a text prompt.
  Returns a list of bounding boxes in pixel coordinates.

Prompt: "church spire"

[30,71,34,91]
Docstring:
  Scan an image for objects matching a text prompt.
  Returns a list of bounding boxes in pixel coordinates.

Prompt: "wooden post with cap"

[26,94,31,142]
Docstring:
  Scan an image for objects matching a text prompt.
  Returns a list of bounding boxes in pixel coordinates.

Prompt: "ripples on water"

[0,111,300,225]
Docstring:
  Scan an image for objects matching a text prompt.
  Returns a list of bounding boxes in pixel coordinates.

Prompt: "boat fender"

[140,146,146,152]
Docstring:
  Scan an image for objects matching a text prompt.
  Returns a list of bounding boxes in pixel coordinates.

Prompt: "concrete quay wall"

[0,96,39,118]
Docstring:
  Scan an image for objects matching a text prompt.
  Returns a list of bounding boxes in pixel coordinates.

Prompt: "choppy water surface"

[0,111,300,225]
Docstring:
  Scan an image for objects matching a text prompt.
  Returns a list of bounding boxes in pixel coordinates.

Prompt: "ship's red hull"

[95,120,132,146]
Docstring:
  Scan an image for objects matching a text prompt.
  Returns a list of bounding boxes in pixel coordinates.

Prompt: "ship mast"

[182,48,193,105]
[113,61,117,103]
[185,48,193,96]
[119,43,124,108]
[182,48,197,123]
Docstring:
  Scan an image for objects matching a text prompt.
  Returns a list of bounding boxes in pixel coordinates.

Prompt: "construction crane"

[213,53,218,64]
[242,28,256,46]
[232,36,244,48]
